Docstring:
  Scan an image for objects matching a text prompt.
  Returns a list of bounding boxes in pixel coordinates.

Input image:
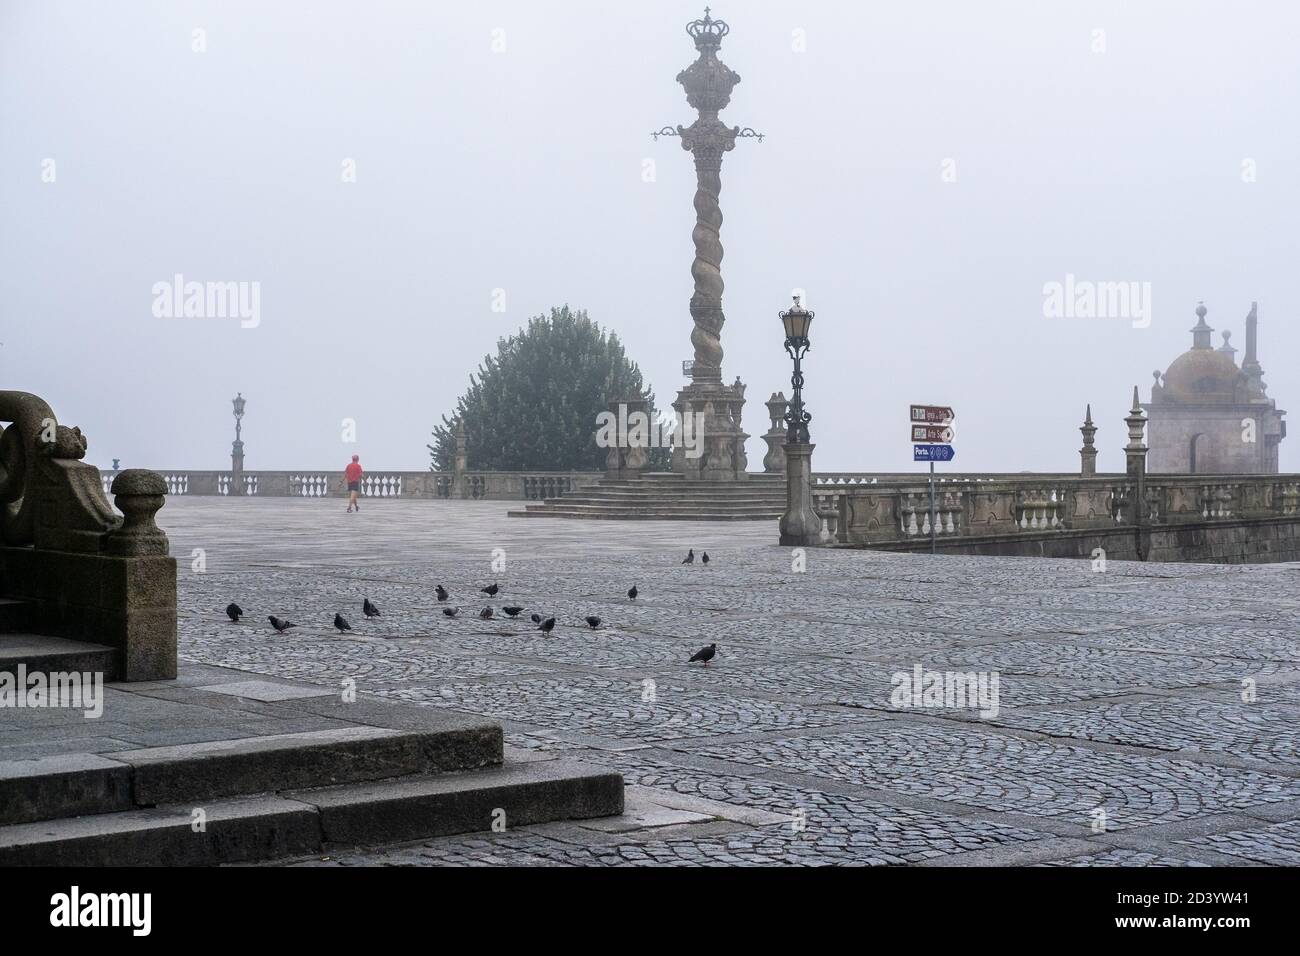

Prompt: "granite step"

[0,633,119,682]
[0,724,503,825]
[0,598,33,633]
[0,758,624,865]
[510,509,782,520]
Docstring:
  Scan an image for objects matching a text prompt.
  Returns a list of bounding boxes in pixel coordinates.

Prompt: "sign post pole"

[929,460,936,554]
[910,404,955,556]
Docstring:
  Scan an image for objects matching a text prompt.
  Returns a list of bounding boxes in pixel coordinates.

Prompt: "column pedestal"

[671,378,749,481]
[780,441,821,546]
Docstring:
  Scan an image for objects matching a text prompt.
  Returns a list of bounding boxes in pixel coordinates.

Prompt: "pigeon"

[682,549,695,565]
[503,606,525,618]
[537,617,556,635]
[268,616,296,633]
[481,583,499,597]
[362,598,380,618]
[688,643,717,665]
[530,613,542,624]
[334,613,352,633]
[701,552,710,565]
[584,616,601,629]
[226,603,243,622]
[442,607,460,618]
[435,585,449,602]
[627,585,638,601]
[479,607,494,620]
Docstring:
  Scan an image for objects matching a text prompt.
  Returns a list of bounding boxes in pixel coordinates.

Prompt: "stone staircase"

[509,472,786,521]
[0,600,624,865]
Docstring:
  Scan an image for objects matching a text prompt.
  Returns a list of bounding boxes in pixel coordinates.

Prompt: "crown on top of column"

[686,8,729,51]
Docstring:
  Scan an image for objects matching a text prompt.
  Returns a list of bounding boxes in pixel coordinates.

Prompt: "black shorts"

[347,480,360,492]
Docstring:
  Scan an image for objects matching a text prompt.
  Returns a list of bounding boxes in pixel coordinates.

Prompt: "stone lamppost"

[231,392,246,478]
[778,296,822,546]
[653,8,762,482]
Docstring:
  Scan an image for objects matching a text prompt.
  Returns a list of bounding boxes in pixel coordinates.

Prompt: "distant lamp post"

[778,296,823,547]
[231,392,246,476]
[781,296,813,443]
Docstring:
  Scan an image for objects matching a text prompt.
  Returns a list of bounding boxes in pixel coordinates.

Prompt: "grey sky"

[3,0,1296,474]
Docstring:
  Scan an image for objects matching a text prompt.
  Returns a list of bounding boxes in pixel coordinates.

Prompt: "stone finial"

[107,469,170,556]
[1218,330,1237,358]
[1124,386,1148,452]
[1079,404,1098,476]
[1191,301,1213,349]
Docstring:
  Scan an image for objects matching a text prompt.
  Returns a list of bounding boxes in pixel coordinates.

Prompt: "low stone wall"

[97,470,604,501]
[813,472,1300,563]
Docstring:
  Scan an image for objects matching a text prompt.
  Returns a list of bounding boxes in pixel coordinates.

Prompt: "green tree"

[429,306,667,472]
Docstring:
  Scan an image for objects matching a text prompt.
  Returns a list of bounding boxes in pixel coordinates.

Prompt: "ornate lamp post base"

[779,441,821,545]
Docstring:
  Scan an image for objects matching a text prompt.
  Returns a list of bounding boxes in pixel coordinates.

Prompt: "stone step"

[293,757,624,846]
[510,508,781,521]
[0,598,33,633]
[538,497,785,509]
[0,758,624,865]
[0,724,503,825]
[0,633,120,682]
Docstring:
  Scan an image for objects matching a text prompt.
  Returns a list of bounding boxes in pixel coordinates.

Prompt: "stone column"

[452,420,468,499]
[1079,404,1098,476]
[653,10,761,482]
[780,442,822,546]
[763,392,788,473]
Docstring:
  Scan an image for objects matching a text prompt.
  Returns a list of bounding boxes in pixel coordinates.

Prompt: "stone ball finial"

[1195,301,1207,319]
[108,468,169,556]
[1222,330,1231,343]
[1152,369,1162,383]
[110,468,167,498]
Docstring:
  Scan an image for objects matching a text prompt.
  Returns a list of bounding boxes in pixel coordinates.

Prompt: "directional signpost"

[913,444,955,462]
[910,404,956,554]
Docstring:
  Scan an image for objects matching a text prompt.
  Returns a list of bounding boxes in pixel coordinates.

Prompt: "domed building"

[1146,302,1286,473]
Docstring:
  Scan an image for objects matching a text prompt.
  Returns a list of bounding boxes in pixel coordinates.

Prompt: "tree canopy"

[428,306,665,472]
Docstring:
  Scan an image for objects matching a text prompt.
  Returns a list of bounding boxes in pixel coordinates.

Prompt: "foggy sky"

[3,0,1297,474]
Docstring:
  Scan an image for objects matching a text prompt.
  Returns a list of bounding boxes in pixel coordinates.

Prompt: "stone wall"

[813,471,1300,564]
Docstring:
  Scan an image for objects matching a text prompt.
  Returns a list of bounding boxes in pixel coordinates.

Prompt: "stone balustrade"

[98,469,602,501]
[811,471,1300,562]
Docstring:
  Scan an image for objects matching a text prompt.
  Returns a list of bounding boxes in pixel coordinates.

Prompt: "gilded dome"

[1161,348,1243,403]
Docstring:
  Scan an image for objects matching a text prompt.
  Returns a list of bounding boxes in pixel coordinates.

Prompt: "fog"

[3,0,1297,474]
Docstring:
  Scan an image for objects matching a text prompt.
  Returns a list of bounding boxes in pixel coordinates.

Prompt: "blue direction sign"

[914,444,955,462]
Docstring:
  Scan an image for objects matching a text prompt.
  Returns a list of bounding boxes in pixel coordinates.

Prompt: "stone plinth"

[672,379,749,481]
[779,442,821,546]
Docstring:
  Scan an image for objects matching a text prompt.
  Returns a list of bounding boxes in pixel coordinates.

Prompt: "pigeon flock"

[226,548,719,665]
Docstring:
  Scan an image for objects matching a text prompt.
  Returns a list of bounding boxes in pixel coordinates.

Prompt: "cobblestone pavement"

[160,498,1300,866]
